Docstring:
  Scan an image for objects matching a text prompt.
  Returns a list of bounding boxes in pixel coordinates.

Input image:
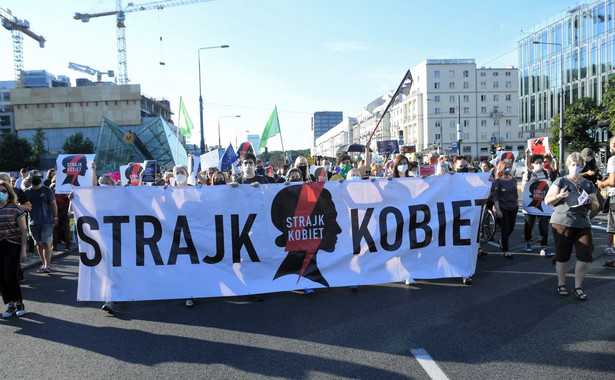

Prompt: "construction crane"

[0,7,46,87]
[74,0,213,85]
[68,62,115,83]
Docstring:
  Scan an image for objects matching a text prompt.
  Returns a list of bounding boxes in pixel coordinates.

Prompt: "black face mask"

[289,177,302,182]
[298,166,307,178]
[455,167,469,173]
[503,168,511,175]
[214,180,225,186]
[255,167,265,176]
[31,177,42,186]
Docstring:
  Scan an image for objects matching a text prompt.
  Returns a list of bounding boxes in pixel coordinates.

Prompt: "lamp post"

[218,115,240,149]
[533,40,564,165]
[198,44,229,154]
[236,129,250,149]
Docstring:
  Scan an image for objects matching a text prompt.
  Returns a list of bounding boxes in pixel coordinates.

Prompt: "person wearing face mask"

[24,170,58,274]
[322,160,333,180]
[285,168,303,183]
[492,161,518,259]
[545,152,600,300]
[407,162,419,177]
[209,170,228,186]
[294,156,315,182]
[391,154,411,178]
[542,151,560,181]
[0,181,28,318]
[330,147,372,181]
[452,155,470,173]
[521,154,554,256]
[598,136,615,263]
[233,153,271,185]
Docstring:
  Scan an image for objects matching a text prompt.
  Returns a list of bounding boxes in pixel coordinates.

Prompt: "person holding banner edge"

[545,152,599,300]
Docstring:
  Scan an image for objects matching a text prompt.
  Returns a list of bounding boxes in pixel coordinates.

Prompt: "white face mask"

[409,170,418,177]
[533,163,542,172]
[176,174,187,184]
[568,165,582,176]
[349,176,361,181]
[398,164,408,173]
[244,164,255,175]
[324,165,330,171]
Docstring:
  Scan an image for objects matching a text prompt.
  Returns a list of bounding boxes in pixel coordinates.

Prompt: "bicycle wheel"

[480,210,496,243]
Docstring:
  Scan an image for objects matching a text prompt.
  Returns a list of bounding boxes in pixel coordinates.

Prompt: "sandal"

[478,248,487,257]
[573,287,588,301]
[556,285,569,297]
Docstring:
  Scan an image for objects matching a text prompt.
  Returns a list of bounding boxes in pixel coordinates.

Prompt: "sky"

[0,0,575,151]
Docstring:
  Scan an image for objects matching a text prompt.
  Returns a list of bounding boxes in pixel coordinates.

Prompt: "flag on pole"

[220,143,238,171]
[178,97,194,138]
[258,106,281,153]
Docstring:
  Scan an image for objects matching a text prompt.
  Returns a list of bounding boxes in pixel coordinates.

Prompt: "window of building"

[463,95,469,102]
[505,94,512,101]
[463,70,469,78]
[518,132,524,138]
[505,81,512,88]
[435,133,441,140]
[493,94,499,101]
[493,82,499,89]
[506,119,512,125]
[449,107,455,114]
[463,146,471,153]
[505,71,511,76]
[480,72,486,77]
[481,132,487,139]
[506,132,512,139]
[435,121,441,128]
[506,106,512,113]
[434,82,440,89]
[449,82,455,89]
[435,107,441,114]
[463,120,470,127]
[434,95,440,102]
[493,72,499,76]
[463,133,470,140]
[530,131,536,138]
[449,95,455,102]
[449,70,455,77]
[449,120,456,127]
[481,120,487,126]
[480,81,487,89]
[463,107,469,114]
[494,119,500,126]
[481,107,487,113]
[463,82,470,89]
[434,70,440,78]
[450,133,456,140]
[480,95,487,102]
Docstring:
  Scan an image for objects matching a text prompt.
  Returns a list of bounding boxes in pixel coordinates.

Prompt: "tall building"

[518,1,613,142]
[390,59,520,160]
[0,81,15,136]
[311,111,343,143]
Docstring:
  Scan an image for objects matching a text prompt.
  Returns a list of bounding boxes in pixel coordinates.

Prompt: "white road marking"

[410,348,450,380]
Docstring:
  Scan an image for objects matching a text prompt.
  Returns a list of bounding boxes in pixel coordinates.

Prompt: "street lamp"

[235,129,250,149]
[218,115,240,148]
[198,44,229,154]
[533,40,564,166]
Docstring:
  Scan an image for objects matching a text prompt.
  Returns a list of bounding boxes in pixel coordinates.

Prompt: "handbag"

[602,194,611,213]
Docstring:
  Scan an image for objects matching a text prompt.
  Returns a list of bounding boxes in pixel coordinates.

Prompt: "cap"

[28,169,40,177]
[581,148,595,161]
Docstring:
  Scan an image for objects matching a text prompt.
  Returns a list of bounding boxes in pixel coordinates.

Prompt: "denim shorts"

[30,224,53,244]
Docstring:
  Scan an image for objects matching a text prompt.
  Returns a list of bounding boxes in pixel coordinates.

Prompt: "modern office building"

[312,117,357,158]
[311,111,343,143]
[518,0,614,142]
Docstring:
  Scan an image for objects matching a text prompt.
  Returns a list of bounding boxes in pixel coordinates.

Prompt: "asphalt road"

[1,212,615,380]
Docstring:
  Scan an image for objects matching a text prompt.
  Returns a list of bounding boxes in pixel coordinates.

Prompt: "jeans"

[524,213,549,246]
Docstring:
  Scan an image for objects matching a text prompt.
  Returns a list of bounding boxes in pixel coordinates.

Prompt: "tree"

[599,75,615,137]
[551,97,599,157]
[62,131,95,154]
[0,133,34,171]
[31,127,48,162]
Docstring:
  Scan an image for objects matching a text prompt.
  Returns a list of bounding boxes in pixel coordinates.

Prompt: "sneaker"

[303,288,314,295]
[42,267,50,273]
[101,302,115,314]
[405,278,416,285]
[1,304,16,318]
[540,248,555,257]
[15,302,25,317]
[185,299,194,307]
[605,247,615,256]
[524,243,532,252]
[462,277,472,285]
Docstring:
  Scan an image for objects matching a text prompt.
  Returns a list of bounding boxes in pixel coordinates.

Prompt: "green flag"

[258,106,280,152]
[178,97,194,138]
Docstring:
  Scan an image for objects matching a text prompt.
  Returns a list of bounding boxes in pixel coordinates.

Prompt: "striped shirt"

[0,203,26,245]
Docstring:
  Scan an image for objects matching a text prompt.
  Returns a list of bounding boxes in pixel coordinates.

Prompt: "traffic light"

[490,144,496,155]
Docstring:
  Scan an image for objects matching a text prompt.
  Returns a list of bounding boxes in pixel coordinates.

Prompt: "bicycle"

[480,206,497,243]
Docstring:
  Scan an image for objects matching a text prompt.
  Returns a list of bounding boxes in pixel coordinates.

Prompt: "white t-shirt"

[607,155,615,196]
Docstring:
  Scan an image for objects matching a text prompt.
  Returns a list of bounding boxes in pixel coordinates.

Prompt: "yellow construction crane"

[74,0,214,85]
[0,7,46,87]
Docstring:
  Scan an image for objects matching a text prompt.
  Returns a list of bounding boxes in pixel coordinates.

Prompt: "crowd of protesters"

[3,141,615,318]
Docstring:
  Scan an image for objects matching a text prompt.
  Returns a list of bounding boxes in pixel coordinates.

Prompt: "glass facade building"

[519,0,615,138]
[311,111,343,143]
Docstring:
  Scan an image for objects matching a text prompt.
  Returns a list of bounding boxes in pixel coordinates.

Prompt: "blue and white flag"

[220,143,238,171]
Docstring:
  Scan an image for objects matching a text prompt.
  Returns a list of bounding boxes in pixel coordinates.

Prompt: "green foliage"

[31,128,48,162]
[0,133,35,171]
[551,97,600,156]
[599,76,615,136]
[62,131,95,154]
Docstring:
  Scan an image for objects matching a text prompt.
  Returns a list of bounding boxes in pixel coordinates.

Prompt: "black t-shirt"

[13,187,28,205]
[236,175,270,184]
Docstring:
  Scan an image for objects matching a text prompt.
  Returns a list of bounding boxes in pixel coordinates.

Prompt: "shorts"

[551,223,594,263]
[30,224,53,245]
[608,198,615,233]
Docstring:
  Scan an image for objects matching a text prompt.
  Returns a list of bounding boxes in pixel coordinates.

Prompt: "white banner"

[73,174,491,301]
[55,154,96,194]
[119,164,142,186]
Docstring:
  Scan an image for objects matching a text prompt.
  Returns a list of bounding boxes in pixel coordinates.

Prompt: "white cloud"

[325,41,368,52]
